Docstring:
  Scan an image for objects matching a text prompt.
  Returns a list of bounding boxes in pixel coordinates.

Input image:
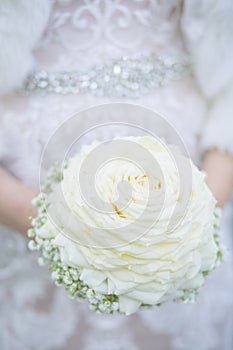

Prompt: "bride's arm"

[202,150,233,208]
[0,2,51,234]
[0,166,37,235]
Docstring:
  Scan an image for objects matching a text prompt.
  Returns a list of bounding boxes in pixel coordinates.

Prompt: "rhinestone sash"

[22,55,190,98]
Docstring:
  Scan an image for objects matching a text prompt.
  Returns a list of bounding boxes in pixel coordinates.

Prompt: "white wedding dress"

[0,1,233,349]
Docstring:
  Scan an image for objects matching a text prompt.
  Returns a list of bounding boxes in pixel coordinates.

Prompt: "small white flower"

[27,228,35,238]
[51,270,60,281]
[38,257,46,266]
[28,240,38,251]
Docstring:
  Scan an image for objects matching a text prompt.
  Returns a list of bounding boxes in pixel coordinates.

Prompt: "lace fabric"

[36,0,185,70]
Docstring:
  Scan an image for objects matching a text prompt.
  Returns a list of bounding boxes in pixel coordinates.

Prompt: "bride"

[0,1,233,349]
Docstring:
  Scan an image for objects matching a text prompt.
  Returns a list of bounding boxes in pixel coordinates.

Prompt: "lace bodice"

[37,0,185,71]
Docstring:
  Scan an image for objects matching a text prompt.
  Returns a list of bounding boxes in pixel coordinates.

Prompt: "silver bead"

[90,81,98,90]
[55,86,63,93]
[38,80,48,88]
[81,80,90,88]
[79,75,90,81]
[113,64,121,75]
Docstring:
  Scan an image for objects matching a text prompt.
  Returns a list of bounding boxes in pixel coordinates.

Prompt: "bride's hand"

[0,166,37,235]
[202,149,233,208]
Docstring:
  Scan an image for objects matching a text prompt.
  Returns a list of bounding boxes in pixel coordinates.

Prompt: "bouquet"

[28,135,224,315]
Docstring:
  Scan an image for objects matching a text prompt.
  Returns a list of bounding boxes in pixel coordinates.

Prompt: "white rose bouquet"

[28,136,224,315]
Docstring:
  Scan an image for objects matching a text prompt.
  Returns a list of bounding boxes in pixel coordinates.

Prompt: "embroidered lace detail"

[36,0,185,71]
[42,0,182,52]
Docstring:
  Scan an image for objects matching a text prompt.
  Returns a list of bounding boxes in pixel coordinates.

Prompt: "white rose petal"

[38,136,222,314]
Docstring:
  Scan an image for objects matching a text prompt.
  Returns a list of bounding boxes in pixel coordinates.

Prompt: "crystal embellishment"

[22,55,190,98]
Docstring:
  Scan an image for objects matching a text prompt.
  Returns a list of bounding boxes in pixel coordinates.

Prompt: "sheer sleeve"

[181,0,233,155]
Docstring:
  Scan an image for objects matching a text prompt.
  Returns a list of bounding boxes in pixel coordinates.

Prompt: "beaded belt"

[22,54,190,98]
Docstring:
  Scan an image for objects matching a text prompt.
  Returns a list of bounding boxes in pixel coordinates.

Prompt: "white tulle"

[0,1,233,349]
